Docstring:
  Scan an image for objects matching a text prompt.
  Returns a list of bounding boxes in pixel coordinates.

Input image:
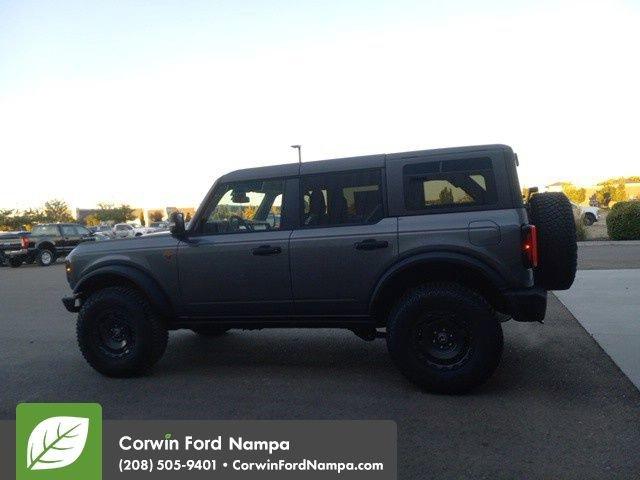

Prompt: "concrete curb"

[578,240,640,247]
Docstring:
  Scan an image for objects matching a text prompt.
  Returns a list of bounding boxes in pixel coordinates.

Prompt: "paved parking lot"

[2,244,640,479]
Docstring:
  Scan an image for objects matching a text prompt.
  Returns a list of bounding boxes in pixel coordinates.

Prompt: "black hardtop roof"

[218,144,512,182]
[35,223,80,227]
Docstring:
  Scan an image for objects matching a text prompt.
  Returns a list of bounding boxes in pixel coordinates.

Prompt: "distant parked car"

[113,223,136,238]
[113,223,153,238]
[92,224,114,238]
[1,231,30,267]
[571,202,600,226]
[149,221,170,232]
[5,223,95,267]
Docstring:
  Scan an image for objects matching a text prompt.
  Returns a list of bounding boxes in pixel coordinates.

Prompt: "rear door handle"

[354,239,389,250]
[251,245,282,256]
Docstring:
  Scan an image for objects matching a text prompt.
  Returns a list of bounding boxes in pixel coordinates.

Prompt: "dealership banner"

[2,406,396,479]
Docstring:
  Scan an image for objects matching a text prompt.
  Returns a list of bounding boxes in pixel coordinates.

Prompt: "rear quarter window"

[403,157,497,212]
[31,225,59,235]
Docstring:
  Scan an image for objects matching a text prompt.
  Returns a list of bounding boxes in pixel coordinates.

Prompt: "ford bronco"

[63,145,577,393]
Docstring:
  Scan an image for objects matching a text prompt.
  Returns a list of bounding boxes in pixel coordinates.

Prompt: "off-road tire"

[76,286,168,377]
[37,248,56,266]
[191,326,230,337]
[528,192,577,290]
[387,282,503,394]
[8,257,22,268]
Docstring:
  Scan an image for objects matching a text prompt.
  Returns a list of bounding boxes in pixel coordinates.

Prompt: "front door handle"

[354,239,389,250]
[251,245,282,256]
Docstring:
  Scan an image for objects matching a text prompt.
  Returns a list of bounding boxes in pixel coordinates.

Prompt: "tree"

[95,203,136,223]
[44,199,73,223]
[0,209,15,231]
[596,181,627,207]
[149,210,164,222]
[84,214,100,226]
[438,187,454,204]
[561,183,586,204]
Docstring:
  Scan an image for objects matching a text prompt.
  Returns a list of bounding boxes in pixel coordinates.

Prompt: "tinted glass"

[301,169,383,227]
[404,158,497,210]
[60,225,76,236]
[31,225,59,236]
[202,179,285,234]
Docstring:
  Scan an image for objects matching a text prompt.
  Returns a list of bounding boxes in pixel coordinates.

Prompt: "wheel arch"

[74,264,174,317]
[38,241,56,253]
[369,251,508,324]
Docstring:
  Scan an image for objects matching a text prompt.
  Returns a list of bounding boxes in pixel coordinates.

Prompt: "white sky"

[1,0,638,211]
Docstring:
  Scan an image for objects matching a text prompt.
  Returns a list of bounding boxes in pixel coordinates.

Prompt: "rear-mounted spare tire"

[528,192,577,290]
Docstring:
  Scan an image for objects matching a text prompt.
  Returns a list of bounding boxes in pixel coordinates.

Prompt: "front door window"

[201,179,285,235]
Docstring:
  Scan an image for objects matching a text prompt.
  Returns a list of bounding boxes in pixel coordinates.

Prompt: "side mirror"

[170,212,186,236]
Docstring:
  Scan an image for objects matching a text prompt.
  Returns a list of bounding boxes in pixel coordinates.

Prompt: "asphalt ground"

[2,242,640,479]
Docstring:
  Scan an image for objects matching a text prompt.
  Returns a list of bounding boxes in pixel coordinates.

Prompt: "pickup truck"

[0,231,31,267]
[7,223,95,267]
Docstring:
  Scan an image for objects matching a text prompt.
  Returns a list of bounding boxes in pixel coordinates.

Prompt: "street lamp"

[290,145,302,165]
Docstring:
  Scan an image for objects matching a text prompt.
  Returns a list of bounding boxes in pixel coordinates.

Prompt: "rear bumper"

[2,248,28,258]
[503,287,547,323]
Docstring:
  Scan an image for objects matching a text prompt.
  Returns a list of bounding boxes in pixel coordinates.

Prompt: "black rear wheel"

[37,248,55,266]
[387,283,503,394]
[77,286,168,377]
[8,257,23,268]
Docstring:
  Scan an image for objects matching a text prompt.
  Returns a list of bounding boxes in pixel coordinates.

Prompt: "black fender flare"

[74,264,173,316]
[37,241,56,254]
[368,250,508,315]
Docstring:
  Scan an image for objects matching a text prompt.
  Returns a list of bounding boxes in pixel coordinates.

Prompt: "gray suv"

[63,144,577,393]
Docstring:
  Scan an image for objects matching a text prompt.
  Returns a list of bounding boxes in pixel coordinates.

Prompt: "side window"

[32,225,59,236]
[76,226,91,236]
[403,157,497,211]
[301,169,384,227]
[60,225,76,236]
[201,179,285,235]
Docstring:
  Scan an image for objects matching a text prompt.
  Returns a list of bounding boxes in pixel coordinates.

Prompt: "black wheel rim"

[411,311,472,369]
[93,308,134,357]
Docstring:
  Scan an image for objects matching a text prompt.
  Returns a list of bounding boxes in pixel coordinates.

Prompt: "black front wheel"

[387,282,503,394]
[76,286,168,377]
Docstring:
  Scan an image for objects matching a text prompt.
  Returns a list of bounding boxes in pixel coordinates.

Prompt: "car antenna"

[291,145,302,174]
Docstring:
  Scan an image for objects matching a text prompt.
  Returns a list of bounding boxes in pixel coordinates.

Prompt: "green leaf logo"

[26,416,89,470]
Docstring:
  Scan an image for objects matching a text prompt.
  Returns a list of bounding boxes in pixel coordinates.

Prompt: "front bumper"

[62,294,82,313]
[503,287,547,323]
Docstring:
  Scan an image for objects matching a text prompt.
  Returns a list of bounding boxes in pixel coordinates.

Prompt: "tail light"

[521,225,538,268]
[20,236,29,249]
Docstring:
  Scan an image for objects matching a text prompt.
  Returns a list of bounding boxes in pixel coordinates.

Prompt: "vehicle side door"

[178,177,295,317]
[58,225,78,253]
[289,168,398,316]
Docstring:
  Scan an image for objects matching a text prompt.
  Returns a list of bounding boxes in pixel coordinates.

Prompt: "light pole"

[290,144,302,165]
